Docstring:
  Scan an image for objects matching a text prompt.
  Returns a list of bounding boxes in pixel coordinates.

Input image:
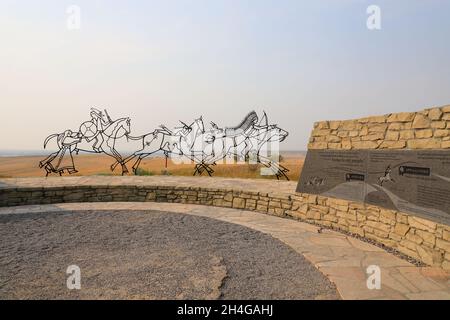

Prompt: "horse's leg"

[279,166,289,181]
[39,151,59,168]
[132,155,144,174]
[108,146,128,175]
[193,164,202,176]
[258,155,278,177]
[103,147,125,174]
[120,162,129,175]
[204,164,213,176]
[111,153,137,171]
[132,149,159,174]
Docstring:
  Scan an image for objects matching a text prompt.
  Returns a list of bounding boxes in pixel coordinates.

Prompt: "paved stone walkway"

[1,202,449,300]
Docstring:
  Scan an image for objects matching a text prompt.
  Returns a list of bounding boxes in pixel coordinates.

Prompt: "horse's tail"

[44,133,58,149]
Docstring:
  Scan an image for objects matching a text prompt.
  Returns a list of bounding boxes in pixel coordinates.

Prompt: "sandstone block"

[306,210,321,220]
[387,112,416,122]
[415,129,433,139]
[415,230,436,246]
[412,114,431,129]
[341,140,352,150]
[405,231,423,245]
[388,123,402,130]
[361,132,385,141]
[431,121,446,129]
[213,199,232,207]
[379,141,406,149]
[299,204,309,214]
[369,123,388,132]
[340,121,359,130]
[146,192,156,201]
[360,126,369,135]
[434,129,449,137]
[408,216,437,232]
[245,200,256,210]
[428,108,443,120]
[312,129,332,136]
[380,210,396,224]
[367,115,387,123]
[402,122,412,130]
[349,226,364,237]
[316,121,330,129]
[441,105,450,113]
[394,223,410,236]
[308,142,328,149]
[269,200,281,208]
[326,135,341,142]
[442,141,450,148]
[436,238,450,252]
[256,205,268,212]
[328,143,341,149]
[385,130,399,141]
[352,140,380,149]
[323,214,338,222]
[373,229,389,238]
[443,229,450,241]
[407,139,441,149]
[329,121,341,129]
[399,130,415,140]
[366,220,391,233]
[232,197,246,209]
[399,239,417,252]
[397,244,420,260]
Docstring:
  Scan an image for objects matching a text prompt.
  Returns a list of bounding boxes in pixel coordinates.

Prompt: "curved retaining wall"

[0,176,449,271]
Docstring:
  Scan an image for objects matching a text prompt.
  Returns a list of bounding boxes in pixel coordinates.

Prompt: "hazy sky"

[1,0,450,151]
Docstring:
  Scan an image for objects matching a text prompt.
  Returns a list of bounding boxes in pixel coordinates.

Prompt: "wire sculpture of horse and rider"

[39,108,290,180]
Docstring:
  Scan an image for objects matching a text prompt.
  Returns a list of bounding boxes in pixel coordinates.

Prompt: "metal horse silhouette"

[40,108,290,180]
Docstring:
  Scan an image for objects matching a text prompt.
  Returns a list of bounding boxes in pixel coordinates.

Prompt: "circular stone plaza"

[0,176,449,300]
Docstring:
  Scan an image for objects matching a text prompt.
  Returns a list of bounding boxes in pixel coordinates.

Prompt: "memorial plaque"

[297,149,450,225]
[296,150,368,203]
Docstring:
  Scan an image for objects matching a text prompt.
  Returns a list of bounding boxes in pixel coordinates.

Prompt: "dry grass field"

[0,153,304,181]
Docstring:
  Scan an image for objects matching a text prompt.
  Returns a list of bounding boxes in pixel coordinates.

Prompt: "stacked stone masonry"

[308,105,450,150]
[1,183,449,271]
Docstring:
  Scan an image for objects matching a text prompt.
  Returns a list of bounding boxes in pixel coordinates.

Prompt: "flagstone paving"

[1,202,448,300]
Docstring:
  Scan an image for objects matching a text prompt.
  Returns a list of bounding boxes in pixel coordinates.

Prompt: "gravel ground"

[0,210,338,300]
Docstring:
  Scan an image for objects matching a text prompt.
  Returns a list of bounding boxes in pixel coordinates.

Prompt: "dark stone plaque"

[297,149,450,225]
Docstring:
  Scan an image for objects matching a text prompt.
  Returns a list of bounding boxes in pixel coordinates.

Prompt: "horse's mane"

[225,111,258,135]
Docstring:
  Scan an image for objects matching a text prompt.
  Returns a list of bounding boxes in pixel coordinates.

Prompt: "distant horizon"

[0,149,307,156]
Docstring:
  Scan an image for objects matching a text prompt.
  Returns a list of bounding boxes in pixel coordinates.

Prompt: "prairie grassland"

[0,154,304,181]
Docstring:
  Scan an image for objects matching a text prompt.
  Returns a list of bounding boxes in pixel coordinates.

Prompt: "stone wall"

[1,183,449,270]
[301,104,450,270]
[309,105,450,150]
